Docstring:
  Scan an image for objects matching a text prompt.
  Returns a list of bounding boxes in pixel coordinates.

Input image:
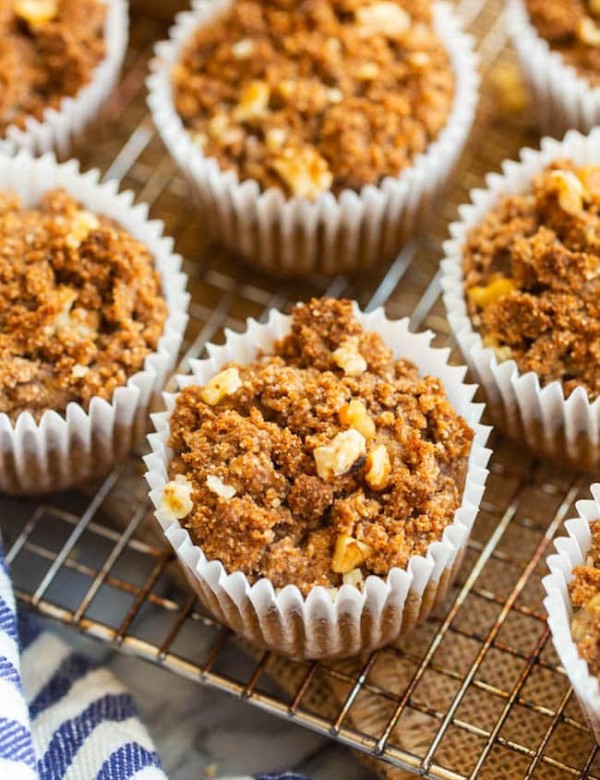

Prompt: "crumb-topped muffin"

[463,159,600,400]
[172,0,455,199]
[0,0,106,135]
[570,521,600,677]
[160,298,473,595]
[0,188,167,421]
[525,0,600,87]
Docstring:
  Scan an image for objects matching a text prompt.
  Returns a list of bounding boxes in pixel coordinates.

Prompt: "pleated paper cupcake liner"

[506,0,600,138]
[543,484,600,742]
[0,0,129,159]
[147,0,479,277]
[144,305,491,660]
[441,128,600,473]
[0,152,190,496]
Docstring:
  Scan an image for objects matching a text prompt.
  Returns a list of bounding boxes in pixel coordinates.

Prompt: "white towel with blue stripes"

[0,542,309,780]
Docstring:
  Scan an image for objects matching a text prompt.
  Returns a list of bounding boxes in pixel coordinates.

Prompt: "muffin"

[145,298,490,659]
[543,485,600,740]
[0,152,189,495]
[506,0,600,136]
[441,129,600,472]
[148,0,479,276]
[0,0,128,156]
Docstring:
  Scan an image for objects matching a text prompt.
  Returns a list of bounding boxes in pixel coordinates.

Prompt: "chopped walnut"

[332,534,373,574]
[12,0,57,28]
[200,367,243,406]
[548,169,586,215]
[272,147,333,200]
[332,337,368,376]
[71,364,90,379]
[338,399,376,440]
[326,87,344,104]
[579,16,600,46]
[357,62,380,80]
[467,276,518,309]
[206,474,236,499]
[265,128,287,151]
[356,2,411,38]
[365,445,392,491]
[234,81,270,121]
[65,210,100,250]
[231,38,254,59]
[342,568,364,587]
[313,428,366,481]
[160,475,194,521]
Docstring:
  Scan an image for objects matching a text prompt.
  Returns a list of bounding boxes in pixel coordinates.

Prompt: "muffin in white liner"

[0,0,128,159]
[441,128,600,473]
[144,305,491,660]
[543,484,600,741]
[0,151,189,496]
[506,0,600,138]
[146,0,479,278]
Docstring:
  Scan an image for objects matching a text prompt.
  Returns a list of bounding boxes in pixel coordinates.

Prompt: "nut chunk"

[365,445,391,491]
[272,148,333,200]
[313,429,366,481]
[160,475,194,521]
[333,338,367,376]
[200,367,242,406]
[332,535,373,574]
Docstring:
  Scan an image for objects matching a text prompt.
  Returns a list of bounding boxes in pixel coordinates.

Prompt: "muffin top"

[525,0,600,87]
[0,0,106,135]
[570,521,600,677]
[160,298,473,596]
[172,0,455,199]
[0,189,167,421]
[463,160,600,400]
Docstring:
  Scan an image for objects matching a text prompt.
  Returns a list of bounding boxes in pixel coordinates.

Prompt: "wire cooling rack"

[2,1,600,778]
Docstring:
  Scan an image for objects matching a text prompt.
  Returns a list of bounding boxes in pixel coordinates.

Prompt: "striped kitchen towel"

[0,541,310,780]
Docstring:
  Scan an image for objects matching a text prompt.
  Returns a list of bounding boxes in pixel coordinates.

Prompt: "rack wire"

[2,1,599,778]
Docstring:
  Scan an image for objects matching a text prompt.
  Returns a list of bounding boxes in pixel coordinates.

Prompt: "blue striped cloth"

[0,540,309,780]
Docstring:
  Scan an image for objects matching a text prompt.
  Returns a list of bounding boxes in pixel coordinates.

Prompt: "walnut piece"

[338,399,376,440]
[332,534,373,574]
[65,210,100,250]
[206,474,236,499]
[579,16,600,46]
[160,475,194,521]
[272,147,333,199]
[234,81,270,121]
[200,367,242,406]
[13,0,57,27]
[313,428,366,480]
[548,170,585,215]
[332,337,367,376]
[467,276,518,309]
[365,444,391,490]
[342,567,364,587]
[356,2,411,38]
[231,38,254,60]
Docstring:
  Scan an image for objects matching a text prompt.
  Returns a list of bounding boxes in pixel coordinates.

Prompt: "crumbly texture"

[525,0,600,87]
[0,189,167,420]
[172,0,455,198]
[167,298,473,595]
[0,0,106,135]
[570,521,600,677]
[463,160,600,400]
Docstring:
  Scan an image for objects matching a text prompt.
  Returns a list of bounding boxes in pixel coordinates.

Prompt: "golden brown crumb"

[172,0,455,197]
[463,159,600,400]
[0,0,106,134]
[166,298,473,595]
[570,521,600,677]
[525,0,600,86]
[0,189,167,420]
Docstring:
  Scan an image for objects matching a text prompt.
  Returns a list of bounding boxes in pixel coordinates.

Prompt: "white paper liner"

[0,0,129,159]
[506,0,600,138]
[543,484,600,741]
[144,305,491,660]
[146,0,479,277]
[0,151,190,496]
[440,127,600,473]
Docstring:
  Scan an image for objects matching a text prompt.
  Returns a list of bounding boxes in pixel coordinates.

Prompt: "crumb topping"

[570,521,600,677]
[0,0,106,135]
[0,188,167,420]
[172,0,455,198]
[165,298,473,595]
[525,0,600,86]
[463,160,600,400]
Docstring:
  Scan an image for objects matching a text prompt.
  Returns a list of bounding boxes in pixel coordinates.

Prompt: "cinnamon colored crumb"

[166,298,473,595]
[0,188,167,420]
[525,0,600,86]
[570,521,600,677]
[0,0,106,135]
[172,0,455,198]
[463,159,600,400]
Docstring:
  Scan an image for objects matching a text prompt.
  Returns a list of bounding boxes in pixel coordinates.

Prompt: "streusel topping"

[172,0,455,198]
[164,298,473,595]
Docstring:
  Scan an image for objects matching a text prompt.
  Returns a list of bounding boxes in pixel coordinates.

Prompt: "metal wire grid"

[1,0,599,777]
